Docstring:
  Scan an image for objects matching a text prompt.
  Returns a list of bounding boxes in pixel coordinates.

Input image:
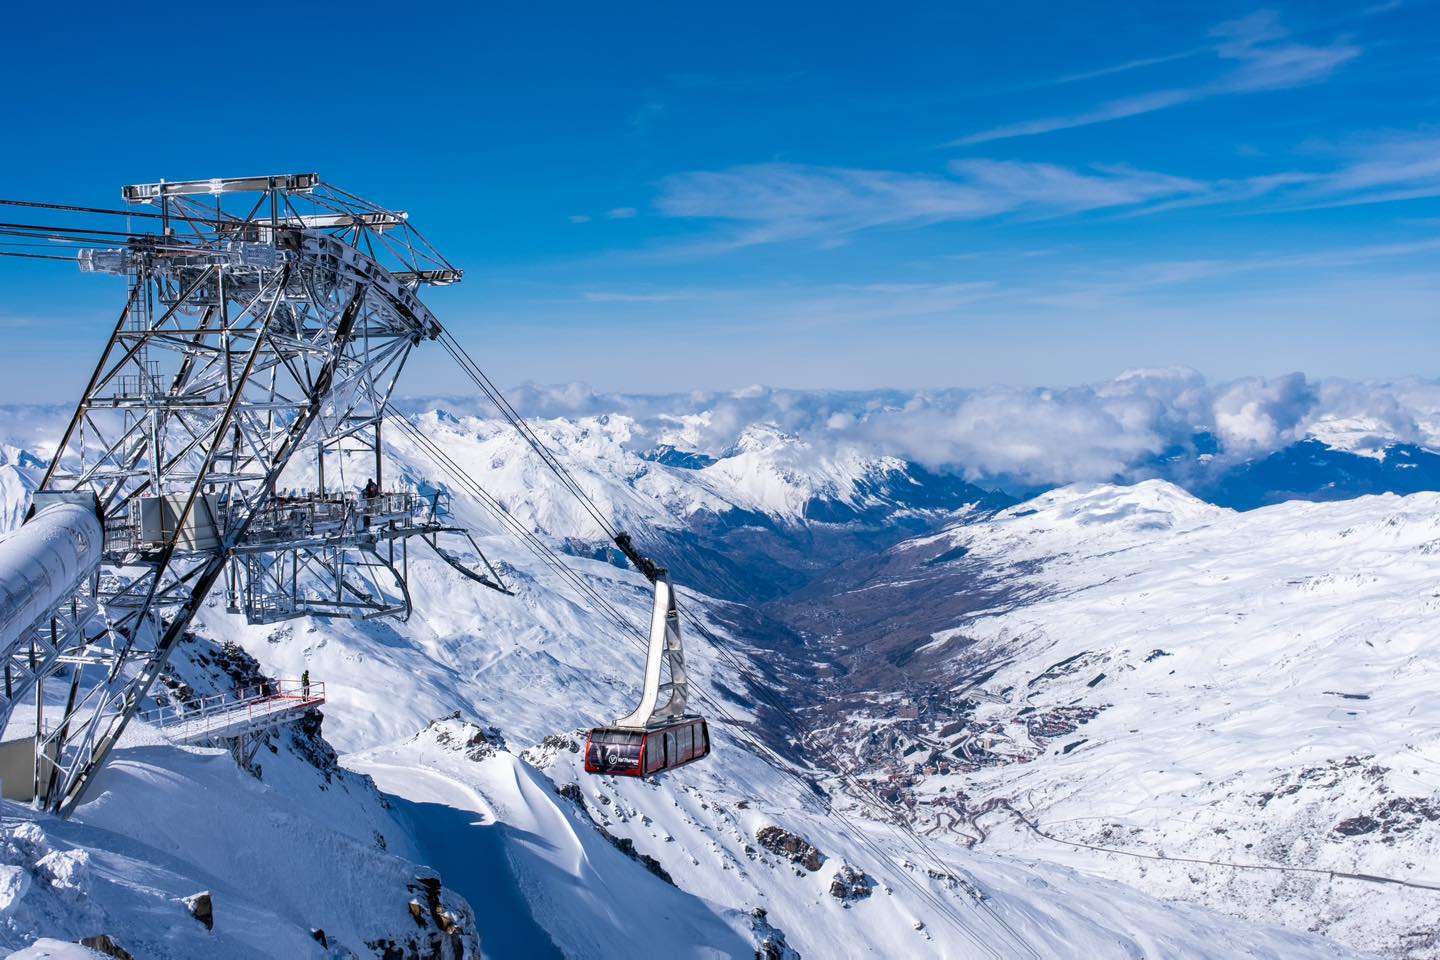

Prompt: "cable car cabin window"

[680,723,694,761]
[586,729,643,775]
[644,733,664,775]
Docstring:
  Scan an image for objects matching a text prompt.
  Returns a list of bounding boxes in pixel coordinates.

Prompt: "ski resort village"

[1,3,1438,958]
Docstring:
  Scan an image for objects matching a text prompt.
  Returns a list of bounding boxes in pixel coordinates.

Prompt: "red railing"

[141,679,325,743]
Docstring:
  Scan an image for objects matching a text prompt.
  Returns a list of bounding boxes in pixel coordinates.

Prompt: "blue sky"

[1,1,1437,401]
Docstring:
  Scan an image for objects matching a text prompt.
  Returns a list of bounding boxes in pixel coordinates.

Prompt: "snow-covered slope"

[344,715,1360,960]
[1,680,481,958]
[812,481,1439,957]
[0,407,1415,958]
[0,445,43,531]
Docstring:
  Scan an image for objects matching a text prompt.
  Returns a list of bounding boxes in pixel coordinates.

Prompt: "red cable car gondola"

[584,716,710,777]
[584,561,711,778]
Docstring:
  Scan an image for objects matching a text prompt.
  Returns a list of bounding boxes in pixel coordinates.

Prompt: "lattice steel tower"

[19,174,505,815]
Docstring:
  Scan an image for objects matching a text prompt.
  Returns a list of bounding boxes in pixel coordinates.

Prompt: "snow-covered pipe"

[0,503,102,652]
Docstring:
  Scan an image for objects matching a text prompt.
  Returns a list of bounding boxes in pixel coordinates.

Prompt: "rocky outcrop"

[755,825,824,872]
[828,863,874,902]
[749,907,802,959]
[181,891,213,931]
[368,875,474,960]
[426,712,507,761]
[1334,796,1440,840]
[77,935,135,960]
[554,782,587,812]
[600,830,674,886]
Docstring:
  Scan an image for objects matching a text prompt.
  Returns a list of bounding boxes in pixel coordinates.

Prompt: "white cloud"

[954,90,1197,146]
[606,207,638,219]
[1208,11,1359,93]
[402,372,1440,490]
[654,159,1203,247]
[646,134,1440,251]
[950,159,1203,212]
[1286,135,1440,209]
[1080,135,1440,219]
[954,12,1359,145]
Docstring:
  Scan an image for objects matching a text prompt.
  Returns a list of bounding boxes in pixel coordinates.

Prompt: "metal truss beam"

[21,174,491,817]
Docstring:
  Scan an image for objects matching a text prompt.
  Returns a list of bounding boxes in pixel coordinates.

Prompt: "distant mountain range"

[1189,438,1440,510]
[0,407,1374,959]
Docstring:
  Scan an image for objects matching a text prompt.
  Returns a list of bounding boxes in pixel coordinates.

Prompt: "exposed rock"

[310,928,329,947]
[755,825,824,872]
[77,935,135,960]
[600,829,675,885]
[287,707,341,783]
[181,890,213,931]
[749,906,802,959]
[1334,815,1380,837]
[365,940,405,960]
[555,782,587,812]
[1334,796,1440,841]
[427,712,507,761]
[367,875,475,959]
[828,863,874,902]
[539,733,580,754]
[520,733,581,769]
[411,876,463,936]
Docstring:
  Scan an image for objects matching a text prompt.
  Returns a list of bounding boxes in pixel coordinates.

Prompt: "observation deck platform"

[141,679,324,745]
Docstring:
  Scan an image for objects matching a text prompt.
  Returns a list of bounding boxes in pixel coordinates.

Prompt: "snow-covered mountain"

[417,375,1440,509]
[792,481,1439,958]
[384,410,1011,603]
[0,399,1432,958]
[1192,437,1440,510]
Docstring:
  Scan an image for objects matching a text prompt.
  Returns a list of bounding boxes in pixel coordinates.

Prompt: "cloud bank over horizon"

[5,372,1440,497]
[395,370,1440,491]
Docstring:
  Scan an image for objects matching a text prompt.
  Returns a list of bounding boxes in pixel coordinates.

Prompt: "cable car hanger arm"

[612,531,662,584]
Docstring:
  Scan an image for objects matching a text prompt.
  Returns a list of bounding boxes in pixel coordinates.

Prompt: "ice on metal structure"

[0,503,101,649]
[0,502,102,725]
[0,173,508,815]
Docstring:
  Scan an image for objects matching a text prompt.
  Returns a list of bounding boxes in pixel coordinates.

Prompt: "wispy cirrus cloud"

[1286,135,1440,209]
[1112,133,1440,217]
[580,290,692,302]
[1048,48,1209,87]
[654,158,1203,248]
[952,11,1360,146]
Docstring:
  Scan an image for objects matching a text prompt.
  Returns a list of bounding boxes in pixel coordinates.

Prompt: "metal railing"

[245,491,427,542]
[101,490,437,555]
[140,679,324,744]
